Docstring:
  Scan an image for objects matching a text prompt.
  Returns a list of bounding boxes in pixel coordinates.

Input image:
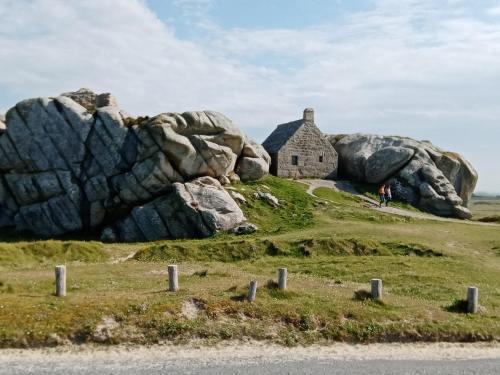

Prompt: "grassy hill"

[0,176,499,347]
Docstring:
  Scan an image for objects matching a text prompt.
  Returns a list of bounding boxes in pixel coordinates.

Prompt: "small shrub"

[298,314,317,331]
[279,329,298,347]
[192,269,208,277]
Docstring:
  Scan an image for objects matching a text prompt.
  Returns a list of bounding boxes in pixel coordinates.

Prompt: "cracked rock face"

[0,89,270,240]
[329,134,478,219]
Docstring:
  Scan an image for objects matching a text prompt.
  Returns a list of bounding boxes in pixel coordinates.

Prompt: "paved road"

[2,356,499,375]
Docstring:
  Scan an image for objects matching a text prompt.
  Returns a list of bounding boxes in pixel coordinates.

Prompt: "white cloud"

[0,0,268,116]
[487,5,500,16]
[0,0,499,190]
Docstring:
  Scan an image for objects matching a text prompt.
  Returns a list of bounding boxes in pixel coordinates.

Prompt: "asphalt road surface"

[2,357,500,375]
[1,343,499,375]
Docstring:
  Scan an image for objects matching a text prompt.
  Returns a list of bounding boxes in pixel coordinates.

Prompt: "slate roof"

[262,119,304,153]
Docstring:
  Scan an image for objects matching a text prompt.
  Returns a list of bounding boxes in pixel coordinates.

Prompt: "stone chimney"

[303,108,314,125]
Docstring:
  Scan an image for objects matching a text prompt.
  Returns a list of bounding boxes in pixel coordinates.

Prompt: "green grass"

[0,176,499,347]
[313,187,414,224]
[0,241,107,269]
[232,176,315,233]
[350,181,422,212]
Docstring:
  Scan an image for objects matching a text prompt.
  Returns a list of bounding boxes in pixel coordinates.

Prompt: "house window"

[319,155,324,163]
[291,155,298,166]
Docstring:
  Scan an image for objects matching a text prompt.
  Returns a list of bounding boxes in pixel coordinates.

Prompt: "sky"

[0,0,499,192]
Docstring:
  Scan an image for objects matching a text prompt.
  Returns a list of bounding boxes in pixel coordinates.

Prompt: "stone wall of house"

[276,124,338,179]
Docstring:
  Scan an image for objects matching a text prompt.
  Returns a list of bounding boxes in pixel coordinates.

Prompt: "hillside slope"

[0,177,499,347]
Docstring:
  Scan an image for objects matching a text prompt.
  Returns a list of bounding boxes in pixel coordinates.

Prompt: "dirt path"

[1,342,498,362]
[299,179,498,226]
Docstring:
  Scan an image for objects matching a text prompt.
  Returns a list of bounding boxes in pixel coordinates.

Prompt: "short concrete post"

[278,268,287,290]
[247,280,257,302]
[168,265,179,292]
[371,279,382,300]
[467,286,478,313]
[55,265,66,297]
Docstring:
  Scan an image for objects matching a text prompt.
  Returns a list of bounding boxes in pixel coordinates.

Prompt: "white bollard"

[247,280,257,302]
[467,286,478,313]
[55,265,66,297]
[168,265,179,292]
[278,268,287,290]
[371,279,382,300]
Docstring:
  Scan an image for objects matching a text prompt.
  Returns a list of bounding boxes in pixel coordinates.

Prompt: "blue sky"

[0,0,500,192]
[148,0,374,35]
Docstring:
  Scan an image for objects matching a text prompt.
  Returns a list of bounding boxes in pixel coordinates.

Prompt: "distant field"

[470,196,500,222]
[0,177,499,348]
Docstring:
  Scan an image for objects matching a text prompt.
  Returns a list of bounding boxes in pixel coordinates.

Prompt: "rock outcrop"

[102,176,245,242]
[0,114,5,134]
[329,134,477,219]
[0,89,270,240]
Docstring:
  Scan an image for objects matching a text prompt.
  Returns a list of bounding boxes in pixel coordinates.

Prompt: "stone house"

[262,108,338,179]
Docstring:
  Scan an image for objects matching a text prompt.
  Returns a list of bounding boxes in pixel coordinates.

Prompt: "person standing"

[378,184,386,207]
[385,184,392,207]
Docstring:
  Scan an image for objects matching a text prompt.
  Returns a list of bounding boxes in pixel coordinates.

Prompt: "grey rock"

[365,147,414,184]
[230,191,247,204]
[330,133,477,219]
[238,137,272,181]
[100,227,117,243]
[219,175,231,185]
[232,222,257,235]
[84,175,110,202]
[0,179,18,227]
[90,201,107,228]
[0,89,268,239]
[237,157,269,182]
[227,171,241,184]
[107,176,246,241]
[15,195,82,237]
[0,115,5,134]
[61,88,98,111]
[255,191,279,207]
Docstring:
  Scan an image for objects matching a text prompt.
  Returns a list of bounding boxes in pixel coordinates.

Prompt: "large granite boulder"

[329,134,478,219]
[102,176,245,242]
[236,137,271,181]
[0,89,269,240]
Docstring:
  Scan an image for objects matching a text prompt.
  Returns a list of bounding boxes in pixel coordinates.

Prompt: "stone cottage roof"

[262,119,304,153]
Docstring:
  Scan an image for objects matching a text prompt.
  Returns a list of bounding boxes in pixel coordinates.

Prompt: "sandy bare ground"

[0,342,499,363]
[299,179,498,226]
